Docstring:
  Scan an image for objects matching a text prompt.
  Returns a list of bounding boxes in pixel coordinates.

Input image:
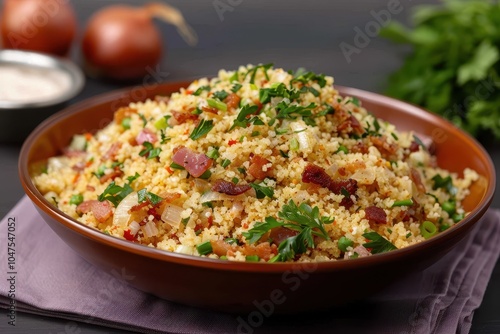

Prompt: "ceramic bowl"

[18,82,495,313]
[0,50,84,143]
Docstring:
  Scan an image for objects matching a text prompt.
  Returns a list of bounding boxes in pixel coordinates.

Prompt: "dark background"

[0,0,499,333]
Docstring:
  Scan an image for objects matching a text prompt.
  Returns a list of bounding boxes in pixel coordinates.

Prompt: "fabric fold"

[1,196,499,334]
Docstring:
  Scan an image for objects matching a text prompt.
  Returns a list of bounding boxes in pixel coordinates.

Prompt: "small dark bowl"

[0,50,84,143]
[18,82,495,313]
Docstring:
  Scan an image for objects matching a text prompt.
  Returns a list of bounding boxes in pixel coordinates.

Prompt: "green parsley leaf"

[290,70,327,88]
[139,142,161,160]
[231,83,242,93]
[138,113,148,127]
[250,182,274,199]
[362,232,397,254]
[193,85,210,96]
[98,182,133,207]
[244,63,273,84]
[190,119,214,140]
[230,105,261,130]
[431,174,457,196]
[69,194,83,206]
[137,188,163,205]
[213,90,229,101]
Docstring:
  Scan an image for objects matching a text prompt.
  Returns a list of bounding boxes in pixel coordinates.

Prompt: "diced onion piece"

[47,157,70,172]
[291,121,316,153]
[113,192,138,228]
[129,221,140,235]
[69,134,87,151]
[44,191,59,206]
[194,178,210,192]
[175,244,196,255]
[230,201,244,217]
[161,204,184,228]
[141,221,158,238]
[199,191,246,203]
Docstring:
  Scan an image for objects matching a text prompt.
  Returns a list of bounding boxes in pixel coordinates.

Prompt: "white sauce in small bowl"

[0,64,72,103]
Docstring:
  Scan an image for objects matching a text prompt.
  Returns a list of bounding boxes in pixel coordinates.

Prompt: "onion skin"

[81,5,162,80]
[0,0,76,56]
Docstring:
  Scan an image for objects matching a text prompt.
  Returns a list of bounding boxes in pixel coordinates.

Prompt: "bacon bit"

[302,163,358,208]
[248,155,273,180]
[211,240,232,256]
[394,199,426,223]
[225,93,241,110]
[86,185,95,192]
[211,179,251,195]
[241,242,277,261]
[228,139,238,146]
[269,227,298,245]
[130,201,149,213]
[201,106,219,115]
[409,141,420,153]
[336,110,365,135]
[63,148,86,158]
[147,207,162,221]
[72,161,86,172]
[365,206,387,226]
[102,142,122,161]
[114,107,137,125]
[410,168,426,194]
[351,141,369,154]
[370,136,399,160]
[123,229,136,241]
[76,200,112,223]
[136,128,157,145]
[171,110,198,125]
[84,133,93,141]
[99,169,123,184]
[172,146,213,178]
[207,215,214,228]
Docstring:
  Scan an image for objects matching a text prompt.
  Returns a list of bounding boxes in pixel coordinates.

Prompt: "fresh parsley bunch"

[381,0,500,140]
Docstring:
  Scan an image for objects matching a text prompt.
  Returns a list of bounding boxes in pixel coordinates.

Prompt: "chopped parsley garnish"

[196,241,213,255]
[127,172,140,183]
[229,71,239,82]
[93,164,106,179]
[181,217,190,226]
[251,131,260,137]
[349,97,360,107]
[244,63,273,84]
[231,83,242,93]
[199,170,212,179]
[139,142,161,160]
[250,182,274,199]
[406,232,412,238]
[243,200,334,262]
[160,130,171,144]
[391,132,399,140]
[432,174,457,196]
[279,150,289,158]
[212,90,229,101]
[193,85,210,96]
[231,177,239,184]
[137,188,163,205]
[225,237,239,245]
[336,145,348,154]
[362,231,397,254]
[290,70,327,88]
[169,162,185,170]
[259,83,301,104]
[220,159,231,168]
[192,107,202,115]
[230,105,263,130]
[317,104,335,117]
[273,101,316,125]
[98,182,133,207]
[237,167,247,176]
[338,236,353,252]
[413,134,428,152]
[190,119,214,140]
[138,113,148,127]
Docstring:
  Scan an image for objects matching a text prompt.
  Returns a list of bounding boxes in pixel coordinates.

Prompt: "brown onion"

[81,2,197,80]
[0,0,77,56]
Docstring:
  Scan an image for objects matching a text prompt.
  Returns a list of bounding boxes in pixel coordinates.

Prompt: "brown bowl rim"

[18,82,496,273]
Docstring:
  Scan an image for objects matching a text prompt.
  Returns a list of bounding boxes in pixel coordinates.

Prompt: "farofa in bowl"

[34,64,479,263]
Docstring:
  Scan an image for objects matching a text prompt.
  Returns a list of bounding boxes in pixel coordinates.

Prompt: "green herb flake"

[250,182,274,199]
[207,98,227,112]
[139,142,162,160]
[189,119,214,140]
[137,188,163,205]
[196,241,213,255]
[213,90,229,101]
[220,159,231,168]
[138,113,148,127]
[193,85,210,96]
[362,232,397,254]
[121,117,131,130]
[231,83,242,93]
[432,174,457,196]
[207,147,220,159]
[279,150,289,158]
[338,236,354,252]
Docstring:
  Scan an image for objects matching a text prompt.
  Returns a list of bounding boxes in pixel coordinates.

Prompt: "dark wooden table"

[1,0,499,333]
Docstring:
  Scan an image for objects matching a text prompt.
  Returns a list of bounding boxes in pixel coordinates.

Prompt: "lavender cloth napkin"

[1,196,500,334]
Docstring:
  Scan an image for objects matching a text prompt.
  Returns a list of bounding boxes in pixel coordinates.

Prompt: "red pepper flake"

[185,90,194,95]
[166,166,174,174]
[228,139,238,146]
[123,229,136,241]
[207,215,213,228]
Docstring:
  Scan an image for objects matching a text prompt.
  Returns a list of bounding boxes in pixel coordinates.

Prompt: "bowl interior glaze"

[19,82,495,313]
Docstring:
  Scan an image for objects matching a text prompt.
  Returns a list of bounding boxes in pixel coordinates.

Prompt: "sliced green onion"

[338,236,353,252]
[207,147,220,159]
[336,145,348,154]
[199,170,212,179]
[439,224,450,232]
[220,255,228,260]
[170,162,185,170]
[69,194,83,206]
[290,138,299,151]
[391,132,399,140]
[207,98,227,111]
[225,237,238,245]
[196,241,213,255]
[392,199,413,207]
[221,159,231,168]
[420,221,438,239]
[121,117,132,130]
[452,212,464,223]
[246,255,260,262]
[442,200,456,215]
[154,116,170,130]
[231,177,239,184]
